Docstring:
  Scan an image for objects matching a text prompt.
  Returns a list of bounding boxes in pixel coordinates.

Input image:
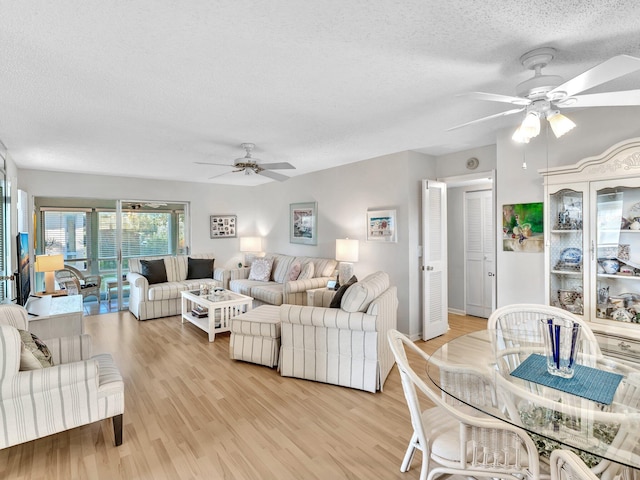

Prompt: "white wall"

[495,106,640,307]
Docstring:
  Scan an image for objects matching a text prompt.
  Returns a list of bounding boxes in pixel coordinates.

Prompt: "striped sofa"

[127,253,229,320]
[228,253,337,307]
[0,304,124,449]
[279,271,398,393]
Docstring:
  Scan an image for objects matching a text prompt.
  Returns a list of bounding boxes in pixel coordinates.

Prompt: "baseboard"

[448,308,466,316]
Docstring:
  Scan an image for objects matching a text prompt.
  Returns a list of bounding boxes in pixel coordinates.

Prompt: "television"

[16,232,31,306]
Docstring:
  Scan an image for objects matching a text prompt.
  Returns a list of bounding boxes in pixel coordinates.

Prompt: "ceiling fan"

[448,47,640,143]
[196,143,295,182]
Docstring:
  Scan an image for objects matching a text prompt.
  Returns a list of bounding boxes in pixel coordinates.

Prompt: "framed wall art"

[290,202,317,245]
[210,215,237,238]
[367,209,397,242]
[502,202,543,252]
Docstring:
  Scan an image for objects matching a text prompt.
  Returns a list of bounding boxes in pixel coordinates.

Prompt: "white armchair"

[0,304,124,449]
[279,271,398,393]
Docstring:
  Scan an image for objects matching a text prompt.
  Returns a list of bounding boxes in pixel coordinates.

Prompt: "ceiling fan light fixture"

[547,111,576,138]
[521,111,541,138]
[511,125,531,143]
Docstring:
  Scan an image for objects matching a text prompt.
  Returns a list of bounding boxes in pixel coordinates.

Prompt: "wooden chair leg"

[113,414,123,446]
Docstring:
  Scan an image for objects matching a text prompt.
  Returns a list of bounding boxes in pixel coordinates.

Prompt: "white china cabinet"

[540,138,640,362]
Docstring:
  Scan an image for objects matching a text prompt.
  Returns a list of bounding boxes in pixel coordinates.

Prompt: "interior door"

[465,189,495,318]
[422,179,448,340]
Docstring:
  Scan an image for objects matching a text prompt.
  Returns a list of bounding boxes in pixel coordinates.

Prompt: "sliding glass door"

[37,198,189,312]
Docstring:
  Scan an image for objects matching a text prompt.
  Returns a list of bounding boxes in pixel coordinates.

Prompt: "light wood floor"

[0,311,487,480]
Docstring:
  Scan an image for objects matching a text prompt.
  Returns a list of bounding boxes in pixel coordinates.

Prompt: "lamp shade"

[240,236,262,253]
[34,254,64,272]
[335,239,359,263]
[547,111,576,138]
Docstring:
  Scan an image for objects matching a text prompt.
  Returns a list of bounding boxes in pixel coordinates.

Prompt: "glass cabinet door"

[594,182,640,324]
[549,188,584,315]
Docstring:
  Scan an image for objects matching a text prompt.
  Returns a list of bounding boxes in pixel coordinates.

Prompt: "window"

[42,209,91,270]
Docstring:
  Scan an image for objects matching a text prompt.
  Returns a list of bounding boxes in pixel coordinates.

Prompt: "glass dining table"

[425,329,640,472]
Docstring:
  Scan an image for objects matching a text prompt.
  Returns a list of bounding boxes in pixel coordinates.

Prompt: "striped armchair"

[0,304,124,449]
[279,271,398,393]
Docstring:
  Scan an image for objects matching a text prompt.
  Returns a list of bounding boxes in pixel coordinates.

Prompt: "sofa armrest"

[45,334,93,364]
[283,277,333,305]
[10,359,99,397]
[127,272,149,307]
[213,267,230,289]
[280,304,377,332]
[229,267,250,281]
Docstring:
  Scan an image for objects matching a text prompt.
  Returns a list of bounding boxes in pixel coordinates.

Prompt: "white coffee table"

[180,289,252,342]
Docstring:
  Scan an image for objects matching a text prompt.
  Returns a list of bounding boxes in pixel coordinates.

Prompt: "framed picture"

[502,202,543,252]
[210,215,237,238]
[367,209,397,242]
[290,202,317,245]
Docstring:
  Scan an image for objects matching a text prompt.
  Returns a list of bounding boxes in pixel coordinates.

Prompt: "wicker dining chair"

[55,265,102,301]
[550,450,598,480]
[387,329,541,480]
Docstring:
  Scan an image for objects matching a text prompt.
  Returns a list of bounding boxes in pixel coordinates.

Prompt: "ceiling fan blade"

[446,107,525,131]
[548,54,640,99]
[207,171,233,180]
[458,92,531,106]
[258,170,290,182]
[195,161,234,167]
[557,89,640,108]
[259,162,296,170]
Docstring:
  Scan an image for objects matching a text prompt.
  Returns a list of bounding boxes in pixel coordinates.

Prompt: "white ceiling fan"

[448,47,640,143]
[196,143,295,182]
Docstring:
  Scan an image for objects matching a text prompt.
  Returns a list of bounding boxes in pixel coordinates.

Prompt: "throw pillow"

[248,257,273,282]
[298,262,315,280]
[18,329,54,370]
[187,257,214,279]
[140,259,168,284]
[287,261,301,281]
[330,275,358,308]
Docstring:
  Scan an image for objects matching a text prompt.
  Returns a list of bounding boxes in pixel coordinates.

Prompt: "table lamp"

[240,236,262,266]
[335,238,359,286]
[34,254,64,294]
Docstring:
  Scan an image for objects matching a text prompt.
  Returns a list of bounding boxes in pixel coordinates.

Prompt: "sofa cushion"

[147,281,189,301]
[311,258,338,278]
[341,271,390,313]
[140,259,168,284]
[298,261,315,280]
[248,257,273,282]
[251,284,285,306]
[187,257,214,279]
[330,275,357,308]
[230,279,278,297]
[18,330,54,370]
[269,254,295,283]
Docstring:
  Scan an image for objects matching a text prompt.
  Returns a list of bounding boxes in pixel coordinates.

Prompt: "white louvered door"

[422,179,448,340]
[465,189,494,318]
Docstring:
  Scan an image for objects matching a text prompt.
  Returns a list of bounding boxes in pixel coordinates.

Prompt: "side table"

[306,287,337,307]
[25,294,84,339]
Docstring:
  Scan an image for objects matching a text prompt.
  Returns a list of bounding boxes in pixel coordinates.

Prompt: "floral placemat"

[510,354,623,405]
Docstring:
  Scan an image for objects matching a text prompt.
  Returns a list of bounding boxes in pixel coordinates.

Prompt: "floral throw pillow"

[248,257,273,282]
[287,261,302,281]
[18,329,54,370]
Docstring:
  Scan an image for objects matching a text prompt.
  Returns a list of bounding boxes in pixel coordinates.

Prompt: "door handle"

[488,272,495,277]
[426,266,434,271]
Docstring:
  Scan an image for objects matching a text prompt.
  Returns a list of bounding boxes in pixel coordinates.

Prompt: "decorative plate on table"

[560,247,582,265]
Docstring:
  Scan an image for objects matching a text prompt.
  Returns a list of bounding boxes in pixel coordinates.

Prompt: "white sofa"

[279,271,398,393]
[127,253,229,320]
[228,253,337,307]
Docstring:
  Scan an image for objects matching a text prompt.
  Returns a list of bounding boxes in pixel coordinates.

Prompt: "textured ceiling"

[1,1,640,185]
